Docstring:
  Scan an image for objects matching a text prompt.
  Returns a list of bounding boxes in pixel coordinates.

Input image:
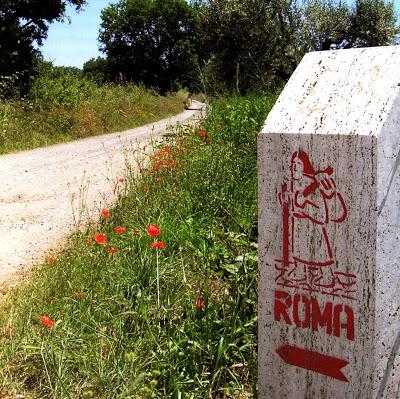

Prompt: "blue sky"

[41,0,400,69]
[40,1,114,68]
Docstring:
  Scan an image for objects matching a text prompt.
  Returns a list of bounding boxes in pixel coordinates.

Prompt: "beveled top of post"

[262,46,400,137]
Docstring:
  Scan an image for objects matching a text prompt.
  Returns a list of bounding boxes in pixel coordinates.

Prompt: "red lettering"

[274,290,292,325]
[293,294,311,328]
[274,290,355,341]
[333,305,355,341]
[311,299,333,335]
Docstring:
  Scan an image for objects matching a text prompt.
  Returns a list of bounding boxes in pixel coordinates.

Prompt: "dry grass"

[0,85,186,154]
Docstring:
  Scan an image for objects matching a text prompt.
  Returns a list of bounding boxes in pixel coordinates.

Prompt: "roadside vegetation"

[0,94,274,398]
[0,64,186,154]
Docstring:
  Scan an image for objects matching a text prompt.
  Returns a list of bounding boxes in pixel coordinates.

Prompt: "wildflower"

[163,147,171,153]
[155,177,161,183]
[195,298,206,311]
[47,257,56,263]
[144,185,150,191]
[114,227,126,234]
[152,161,164,170]
[94,234,107,245]
[133,229,141,237]
[40,315,55,327]
[205,137,212,143]
[146,224,160,237]
[199,130,206,137]
[108,247,118,254]
[47,296,56,302]
[118,178,125,183]
[167,160,176,168]
[149,241,166,249]
[73,291,85,298]
[155,151,163,158]
[101,209,110,218]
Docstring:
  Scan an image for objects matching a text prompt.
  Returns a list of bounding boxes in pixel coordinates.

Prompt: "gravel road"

[0,101,204,283]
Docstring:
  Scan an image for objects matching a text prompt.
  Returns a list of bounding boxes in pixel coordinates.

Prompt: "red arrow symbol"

[276,344,349,382]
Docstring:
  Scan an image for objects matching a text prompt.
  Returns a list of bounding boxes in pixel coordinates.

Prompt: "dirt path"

[0,101,204,283]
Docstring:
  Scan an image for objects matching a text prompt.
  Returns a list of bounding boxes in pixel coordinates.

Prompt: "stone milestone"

[258,46,400,398]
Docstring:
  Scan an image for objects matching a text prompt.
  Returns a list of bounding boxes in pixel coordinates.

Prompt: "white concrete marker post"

[258,46,400,398]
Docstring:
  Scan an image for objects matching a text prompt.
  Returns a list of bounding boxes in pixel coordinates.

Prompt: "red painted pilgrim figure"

[276,150,348,291]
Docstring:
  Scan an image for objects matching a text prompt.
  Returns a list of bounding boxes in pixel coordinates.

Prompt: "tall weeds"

[0,73,185,154]
[0,94,275,398]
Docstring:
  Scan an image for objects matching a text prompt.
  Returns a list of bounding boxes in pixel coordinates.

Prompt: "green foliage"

[83,57,111,84]
[1,0,399,97]
[303,0,399,50]
[30,69,95,109]
[198,0,398,93]
[97,0,398,95]
[303,0,352,50]
[0,0,86,97]
[201,0,305,94]
[0,94,274,398]
[99,0,204,93]
[0,64,186,154]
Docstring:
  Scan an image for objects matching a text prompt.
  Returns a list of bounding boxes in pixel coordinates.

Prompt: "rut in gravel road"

[0,102,204,283]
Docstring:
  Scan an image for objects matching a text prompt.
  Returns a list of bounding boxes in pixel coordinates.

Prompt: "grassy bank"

[0,74,186,154]
[0,94,275,398]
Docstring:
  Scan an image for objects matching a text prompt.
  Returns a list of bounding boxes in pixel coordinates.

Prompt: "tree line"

[1,0,399,97]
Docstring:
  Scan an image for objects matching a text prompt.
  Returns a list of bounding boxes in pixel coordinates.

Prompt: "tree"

[201,0,306,93]
[303,0,399,50]
[83,57,111,83]
[0,0,86,97]
[99,0,204,93]
[201,0,399,93]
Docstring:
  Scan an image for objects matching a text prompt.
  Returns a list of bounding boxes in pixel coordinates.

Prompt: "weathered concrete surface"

[258,46,400,398]
[0,102,204,282]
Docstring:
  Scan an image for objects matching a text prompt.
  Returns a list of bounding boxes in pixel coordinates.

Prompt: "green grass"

[0,79,186,154]
[0,94,275,398]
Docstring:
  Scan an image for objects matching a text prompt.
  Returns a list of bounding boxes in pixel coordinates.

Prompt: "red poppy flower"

[155,151,163,158]
[47,257,56,263]
[149,241,166,248]
[144,185,150,191]
[40,315,55,327]
[155,177,161,183]
[118,178,125,183]
[205,137,211,143]
[146,224,160,237]
[195,298,206,311]
[108,247,118,254]
[163,147,171,153]
[94,234,107,245]
[73,291,85,298]
[152,161,163,170]
[199,130,206,137]
[133,229,141,237]
[114,227,126,234]
[167,160,176,168]
[101,209,110,218]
